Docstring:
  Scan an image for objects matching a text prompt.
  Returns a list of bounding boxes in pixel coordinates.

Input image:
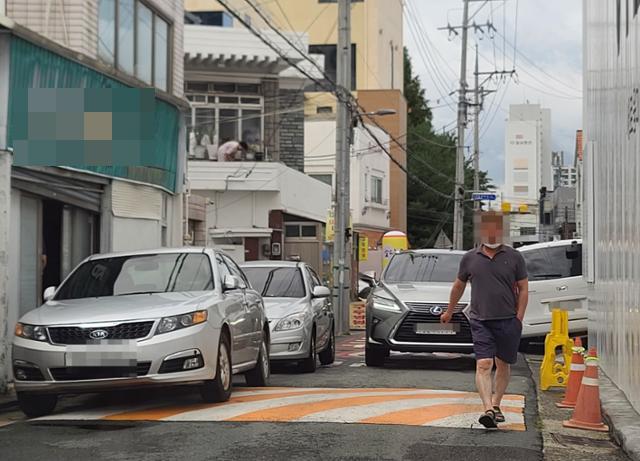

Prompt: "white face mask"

[483,243,502,249]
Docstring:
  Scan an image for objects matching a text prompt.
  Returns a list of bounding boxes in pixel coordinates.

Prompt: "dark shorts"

[469,317,522,364]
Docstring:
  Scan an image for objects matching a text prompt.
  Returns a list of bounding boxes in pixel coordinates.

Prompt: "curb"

[599,370,640,461]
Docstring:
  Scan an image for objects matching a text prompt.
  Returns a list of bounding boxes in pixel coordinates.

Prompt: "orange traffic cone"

[556,337,585,408]
[563,347,609,432]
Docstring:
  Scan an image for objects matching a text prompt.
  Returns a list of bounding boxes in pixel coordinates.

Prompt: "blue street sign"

[471,192,497,201]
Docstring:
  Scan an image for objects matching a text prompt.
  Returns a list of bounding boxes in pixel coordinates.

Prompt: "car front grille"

[47,321,155,345]
[49,362,152,381]
[394,303,472,344]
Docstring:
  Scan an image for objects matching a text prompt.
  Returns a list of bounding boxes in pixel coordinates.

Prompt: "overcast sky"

[403,0,582,187]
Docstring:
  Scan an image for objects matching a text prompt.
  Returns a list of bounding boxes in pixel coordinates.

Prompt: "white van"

[518,239,587,342]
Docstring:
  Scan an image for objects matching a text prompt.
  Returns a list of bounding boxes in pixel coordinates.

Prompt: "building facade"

[0,0,188,390]
[192,0,408,232]
[585,0,640,412]
[503,104,552,246]
[182,22,332,276]
[305,118,391,274]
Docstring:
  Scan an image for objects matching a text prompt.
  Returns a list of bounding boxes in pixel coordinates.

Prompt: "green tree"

[404,47,493,249]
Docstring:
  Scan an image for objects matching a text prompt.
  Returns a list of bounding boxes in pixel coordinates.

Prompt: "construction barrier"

[349,301,366,330]
[540,309,573,390]
[563,348,609,432]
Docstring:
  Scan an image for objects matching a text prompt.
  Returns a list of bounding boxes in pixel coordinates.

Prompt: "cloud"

[404,0,582,186]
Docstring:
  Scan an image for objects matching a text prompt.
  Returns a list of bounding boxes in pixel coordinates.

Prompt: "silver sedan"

[12,248,270,417]
[241,261,335,372]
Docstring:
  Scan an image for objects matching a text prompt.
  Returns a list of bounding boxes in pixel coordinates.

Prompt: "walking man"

[441,212,528,428]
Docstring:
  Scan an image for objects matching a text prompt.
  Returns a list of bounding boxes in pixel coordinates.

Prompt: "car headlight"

[274,312,307,331]
[15,323,48,342]
[157,310,208,334]
[372,295,402,312]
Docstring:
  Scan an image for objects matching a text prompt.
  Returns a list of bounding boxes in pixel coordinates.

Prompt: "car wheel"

[16,392,58,418]
[365,342,388,367]
[245,332,270,387]
[201,332,232,403]
[299,328,317,373]
[319,325,335,366]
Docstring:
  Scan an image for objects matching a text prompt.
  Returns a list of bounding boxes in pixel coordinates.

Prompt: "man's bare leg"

[476,358,495,411]
[492,357,511,408]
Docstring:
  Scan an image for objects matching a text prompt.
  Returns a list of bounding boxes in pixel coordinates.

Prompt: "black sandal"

[493,406,505,423]
[479,409,498,428]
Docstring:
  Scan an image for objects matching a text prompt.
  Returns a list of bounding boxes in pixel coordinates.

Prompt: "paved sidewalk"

[525,355,629,461]
[600,369,640,461]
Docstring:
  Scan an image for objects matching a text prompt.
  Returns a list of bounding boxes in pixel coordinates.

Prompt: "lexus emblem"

[429,305,444,315]
[89,329,109,340]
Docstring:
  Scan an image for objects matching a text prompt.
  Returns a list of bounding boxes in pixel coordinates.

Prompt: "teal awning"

[7,37,180,192]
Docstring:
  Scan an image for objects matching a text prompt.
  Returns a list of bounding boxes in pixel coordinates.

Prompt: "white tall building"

[503,104,553,245]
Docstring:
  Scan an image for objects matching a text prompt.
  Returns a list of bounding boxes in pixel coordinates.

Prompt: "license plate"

[415,323,459,335]
[65,341,138,367]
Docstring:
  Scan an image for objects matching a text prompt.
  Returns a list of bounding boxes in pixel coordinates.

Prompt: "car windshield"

[383,252,463,283]
[55,253,215,300]
[243,267,306,298]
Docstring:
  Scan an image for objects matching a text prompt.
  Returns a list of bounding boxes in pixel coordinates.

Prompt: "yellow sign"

[501,202,512,213]
[358,236,369,261]
[349,301,366,330]
[519,204,529,213]
[382,231,408,268]
[540,309,574,391]
[325,209,334,242]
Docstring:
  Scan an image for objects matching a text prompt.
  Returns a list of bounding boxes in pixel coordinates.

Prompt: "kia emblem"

[89,329,109,340]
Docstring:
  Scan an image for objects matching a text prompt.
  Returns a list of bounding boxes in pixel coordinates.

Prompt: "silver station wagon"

[12,248,270,417]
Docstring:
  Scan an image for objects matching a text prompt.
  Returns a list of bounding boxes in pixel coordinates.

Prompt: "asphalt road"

[0,332,542,461]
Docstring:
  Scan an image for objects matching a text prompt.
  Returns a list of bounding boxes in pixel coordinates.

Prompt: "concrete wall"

[0,151,10,392]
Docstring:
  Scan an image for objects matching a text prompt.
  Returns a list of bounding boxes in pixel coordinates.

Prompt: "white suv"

[518,239,587,342]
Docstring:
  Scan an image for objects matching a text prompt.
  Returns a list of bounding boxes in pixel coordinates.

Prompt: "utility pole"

[333,0,352,335]
[441,0,514,245]
[452,0,470,250]
[473,44,480,211]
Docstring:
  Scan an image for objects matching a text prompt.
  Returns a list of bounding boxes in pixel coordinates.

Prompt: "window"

[243,267,306,298]
[185,89,264,156]
[308,44,357,91]
[310,174,332,186]
[521,244,582,280]
[54,253,214,300]
[98,0,116,63]
[136,2,153,84]
[221,254,250,288]
[185,11,233,26]
[154,15,169,92]
[117,0,134,74]
[215,253,232,285]
[371,176,383,204]
[285,224,318,238]
[514,185,529,196]
[98,0,171,91]
[383,253,464,283]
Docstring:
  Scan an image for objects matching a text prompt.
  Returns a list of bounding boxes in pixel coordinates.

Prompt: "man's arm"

[441,278,467,323]
[516,278,528,321]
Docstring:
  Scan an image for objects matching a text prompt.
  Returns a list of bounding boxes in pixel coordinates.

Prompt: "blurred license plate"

[415,323,458,335]
[65,341,138,367]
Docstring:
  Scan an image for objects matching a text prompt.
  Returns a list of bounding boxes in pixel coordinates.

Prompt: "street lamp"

[334,107,396,335]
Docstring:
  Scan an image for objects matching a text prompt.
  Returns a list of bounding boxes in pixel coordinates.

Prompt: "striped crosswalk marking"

[36,387,526,431]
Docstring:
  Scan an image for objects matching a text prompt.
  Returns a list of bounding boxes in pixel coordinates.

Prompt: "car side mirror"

[43,286,56,302]
[312,286,331,298]
[223,275,240,291]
